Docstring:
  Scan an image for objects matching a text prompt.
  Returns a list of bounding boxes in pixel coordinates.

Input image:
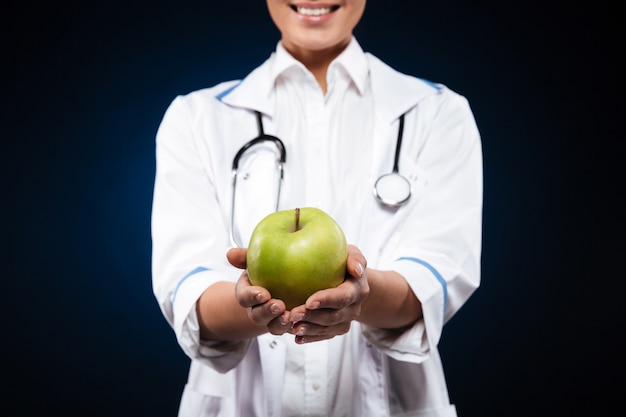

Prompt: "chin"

[290,33,350,55]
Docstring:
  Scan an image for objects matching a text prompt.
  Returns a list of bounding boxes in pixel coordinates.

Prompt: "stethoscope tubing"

[372,113,412,208]
[229,111,412,246]
[392,113,405,174]
[231,112,287,171]
[230,112,286,247]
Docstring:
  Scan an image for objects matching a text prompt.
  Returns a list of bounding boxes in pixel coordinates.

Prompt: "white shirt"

[272,41,371,417]
[151,38,483,417]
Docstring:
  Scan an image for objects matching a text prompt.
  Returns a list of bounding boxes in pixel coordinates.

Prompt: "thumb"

[347,245,367,278]
[227,247,248,269]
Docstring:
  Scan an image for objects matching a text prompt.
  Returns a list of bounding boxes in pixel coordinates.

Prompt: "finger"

[294,302,361,327]
[267,312,292,335]
[304,279,361,311]
[234,271,271,308]
[248,299,287,327]
[346,244,367,278]
[227,247,248,269]
[290,321,351,344]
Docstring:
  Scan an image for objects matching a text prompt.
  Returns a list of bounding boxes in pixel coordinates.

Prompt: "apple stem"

[295,207,301,231]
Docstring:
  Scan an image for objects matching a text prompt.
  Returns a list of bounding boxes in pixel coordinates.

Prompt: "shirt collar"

[329,37,369,95]
[218,37,440,120]
[269,37,369,96]
[269,42,303,84]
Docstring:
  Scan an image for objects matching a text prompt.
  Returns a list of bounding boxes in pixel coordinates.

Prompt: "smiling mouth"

[291,5,340,16]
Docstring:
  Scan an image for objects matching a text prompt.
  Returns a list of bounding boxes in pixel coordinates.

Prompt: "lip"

[289,2,341,23]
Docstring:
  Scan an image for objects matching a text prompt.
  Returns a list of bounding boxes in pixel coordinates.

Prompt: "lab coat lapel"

[368,54,439,122]
[367,53,441,179]
[358,55,441,262]
[219,56,275,117]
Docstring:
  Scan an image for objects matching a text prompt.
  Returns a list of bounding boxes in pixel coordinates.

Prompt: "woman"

[152,1,483,416]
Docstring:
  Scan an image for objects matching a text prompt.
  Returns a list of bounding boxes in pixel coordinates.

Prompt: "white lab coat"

[152,40,482,417]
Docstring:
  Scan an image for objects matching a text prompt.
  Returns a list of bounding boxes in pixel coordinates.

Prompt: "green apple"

[246,207,348,310]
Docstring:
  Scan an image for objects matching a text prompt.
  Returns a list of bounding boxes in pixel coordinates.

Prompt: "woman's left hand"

[287,245,370,344]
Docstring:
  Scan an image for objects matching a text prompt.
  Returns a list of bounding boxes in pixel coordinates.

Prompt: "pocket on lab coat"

[178,385,224,417]
[176,359,237,417]
[361,159,428,265]
[390,404,458,417]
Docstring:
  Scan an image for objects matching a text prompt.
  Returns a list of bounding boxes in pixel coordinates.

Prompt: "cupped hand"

[228,248,291,336]
[288,245,370,344]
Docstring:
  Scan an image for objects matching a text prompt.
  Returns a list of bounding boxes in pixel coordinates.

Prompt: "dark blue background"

[2,1,622,416]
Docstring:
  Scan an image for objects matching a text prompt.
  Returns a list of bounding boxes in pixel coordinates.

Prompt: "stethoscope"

[372,113,412,208]
[230,111,286,248]
[230,111,410,247]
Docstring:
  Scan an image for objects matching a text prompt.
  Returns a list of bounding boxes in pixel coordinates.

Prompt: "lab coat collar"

[216,55,274,115]
[219,38,441,122]
[367,53,443,124]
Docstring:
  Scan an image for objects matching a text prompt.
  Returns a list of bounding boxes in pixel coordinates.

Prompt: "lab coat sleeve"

[362,89,483,363]
[151,93,252,373]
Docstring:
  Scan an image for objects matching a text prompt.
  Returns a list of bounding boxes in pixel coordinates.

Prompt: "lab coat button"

[312,383,321,391]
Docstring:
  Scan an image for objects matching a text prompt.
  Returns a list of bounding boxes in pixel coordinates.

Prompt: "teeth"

[297,6,332,16]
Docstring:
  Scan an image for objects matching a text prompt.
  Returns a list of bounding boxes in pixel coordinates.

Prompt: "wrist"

[359,269,422,330]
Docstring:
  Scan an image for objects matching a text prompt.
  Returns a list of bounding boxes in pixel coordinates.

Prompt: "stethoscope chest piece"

[373,113,412,208]
[373,172,411,208]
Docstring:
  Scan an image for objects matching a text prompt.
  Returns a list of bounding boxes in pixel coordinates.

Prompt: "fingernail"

[355,261,364,277]
[291,312,305,323]
[270,303,281,315]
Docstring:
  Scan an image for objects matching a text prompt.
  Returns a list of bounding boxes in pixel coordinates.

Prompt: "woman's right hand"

[228,248,292,336]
